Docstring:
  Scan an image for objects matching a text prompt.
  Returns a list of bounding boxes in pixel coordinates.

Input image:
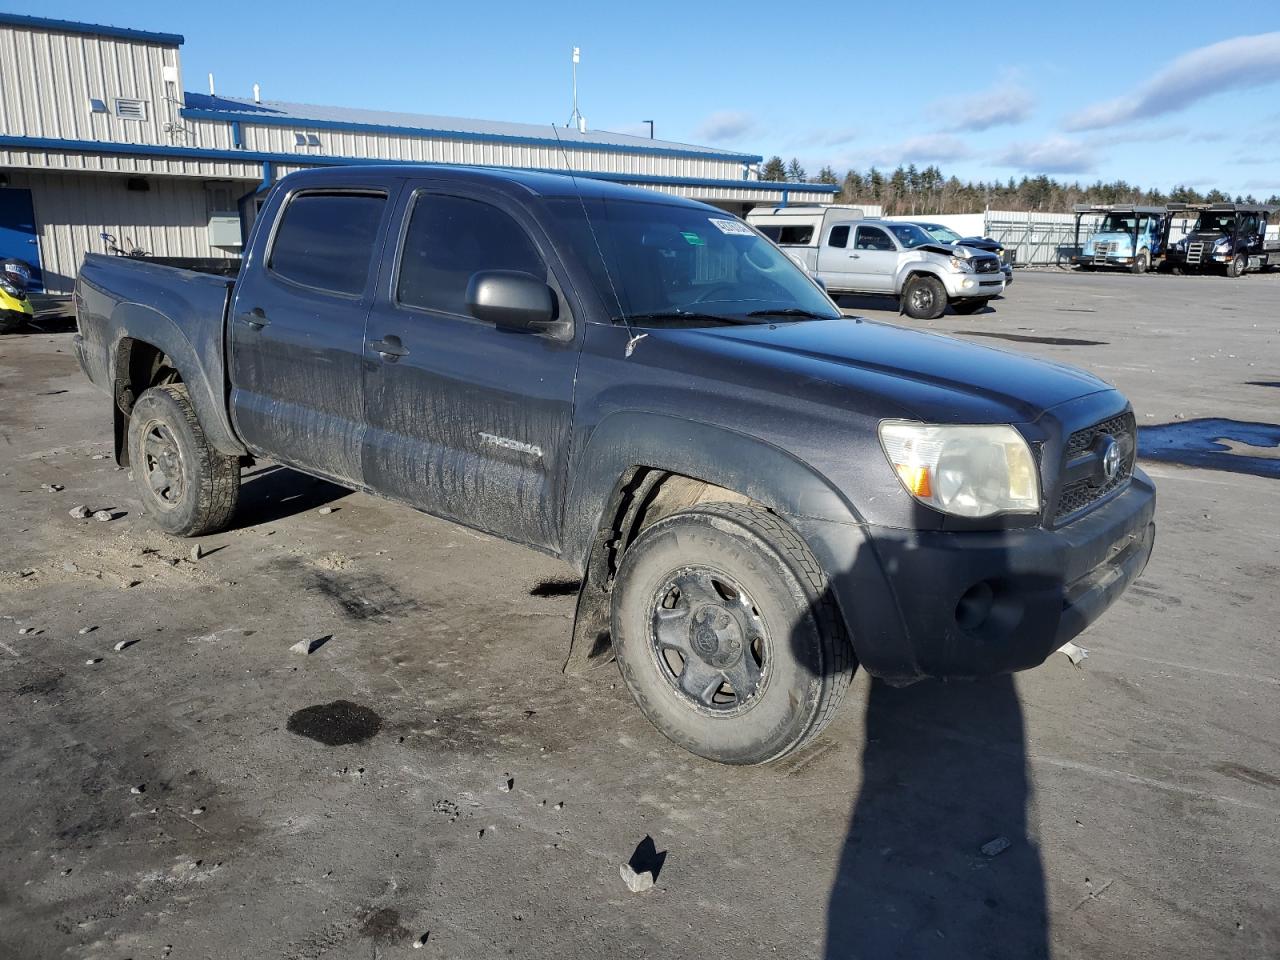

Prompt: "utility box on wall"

[208,215,242,248]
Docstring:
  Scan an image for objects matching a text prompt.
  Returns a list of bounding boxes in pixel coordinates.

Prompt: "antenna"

[253,83,261,104]
[566,46,586,133]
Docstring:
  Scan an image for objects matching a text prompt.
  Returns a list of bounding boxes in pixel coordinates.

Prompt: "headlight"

[878,421,1040,518]
[948,256,973,273]
[0,279,18,297]
[1213,237,1230,249]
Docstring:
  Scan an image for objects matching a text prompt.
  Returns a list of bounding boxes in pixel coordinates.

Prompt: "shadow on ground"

[232,464,353,528]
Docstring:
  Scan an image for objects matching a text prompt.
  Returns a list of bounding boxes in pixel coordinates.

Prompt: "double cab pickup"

[74,166,1155,764]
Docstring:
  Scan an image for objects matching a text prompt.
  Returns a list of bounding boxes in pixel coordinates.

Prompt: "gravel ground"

[1,270,1277,959]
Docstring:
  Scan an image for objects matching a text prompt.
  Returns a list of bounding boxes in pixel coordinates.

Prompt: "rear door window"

[268,192,386,296]
[397,194,547,316]
[829,225,850,248]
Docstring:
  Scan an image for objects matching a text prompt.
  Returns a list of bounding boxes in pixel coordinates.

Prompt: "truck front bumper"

[942,271,1005,299]
[792,469,1156,683]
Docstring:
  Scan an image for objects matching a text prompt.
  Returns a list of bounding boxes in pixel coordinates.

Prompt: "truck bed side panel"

[76,253,244,457]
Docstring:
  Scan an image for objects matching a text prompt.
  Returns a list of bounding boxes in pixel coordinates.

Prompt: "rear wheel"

[127,384,240,536]
[610,502,855,765]
[1228,253,1247,278]
[901,275,946,320]
[951,298,992,315]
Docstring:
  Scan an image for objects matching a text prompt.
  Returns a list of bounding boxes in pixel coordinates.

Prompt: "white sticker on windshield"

[709,218,754,236]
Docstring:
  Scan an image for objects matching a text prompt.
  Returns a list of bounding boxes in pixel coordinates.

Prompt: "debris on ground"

[1057,641,1089,666]
[619,862,654,893]
[500,776,514,793]
[79,626,95,634]
[41,483,64,492]
[68,505,91,519]
[413,932,430,949]
[85,658,102,665]
[981,836,1012,857]
[620,835,666,892]
[93,510,113,522]
[91,453,107,460]
[189,544,202,561]
[290,635,331,655]
[191,806,206,816]
[130,785,145,794]
[18,627,34,635]
[317,506,334,516]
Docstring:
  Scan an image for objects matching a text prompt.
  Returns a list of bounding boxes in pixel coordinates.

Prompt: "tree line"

[759,156,1279,214]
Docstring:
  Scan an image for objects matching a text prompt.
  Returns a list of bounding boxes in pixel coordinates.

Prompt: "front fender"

[894,260,946,295]
[560,410,862,570]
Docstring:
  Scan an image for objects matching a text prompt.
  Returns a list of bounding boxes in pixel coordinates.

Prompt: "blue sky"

[17,1,1280,195]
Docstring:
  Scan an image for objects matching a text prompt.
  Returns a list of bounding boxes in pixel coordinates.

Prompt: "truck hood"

[1087,231,1135,248]
[675,318,1112,424]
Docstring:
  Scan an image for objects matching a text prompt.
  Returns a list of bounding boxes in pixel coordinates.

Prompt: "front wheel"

[901,275,946,320]
[1228,253,1247,278]
[127,384,241,536]
[951,298,992,315]
[610,503,855,765]
[1133,249,1150,274]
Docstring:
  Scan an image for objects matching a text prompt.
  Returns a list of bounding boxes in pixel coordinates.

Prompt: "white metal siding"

[0,23,184,146]
[6,169,255,293]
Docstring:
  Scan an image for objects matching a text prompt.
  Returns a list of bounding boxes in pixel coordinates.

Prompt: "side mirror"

[466,270,556,330]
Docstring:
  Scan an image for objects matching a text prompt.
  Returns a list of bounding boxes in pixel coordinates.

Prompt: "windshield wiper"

[616,310,747,327]
[746,308,838,321]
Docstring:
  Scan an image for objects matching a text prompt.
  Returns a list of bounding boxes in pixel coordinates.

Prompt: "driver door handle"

[848,253,860,258]
[237,307,269,329]
[368,334,408,361]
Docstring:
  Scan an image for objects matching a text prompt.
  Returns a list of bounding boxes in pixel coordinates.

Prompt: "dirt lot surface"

[2,271,1277,959]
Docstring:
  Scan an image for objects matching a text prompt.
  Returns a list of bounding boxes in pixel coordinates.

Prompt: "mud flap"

[562,571,616,676]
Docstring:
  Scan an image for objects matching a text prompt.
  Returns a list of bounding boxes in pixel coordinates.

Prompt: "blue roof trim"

[178,107,763,163]
[0,135,837,194]
[0,13,183,45]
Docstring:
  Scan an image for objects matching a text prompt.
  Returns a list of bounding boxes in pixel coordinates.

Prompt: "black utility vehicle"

[74,166,1155,764]
[1164,202,1280,277]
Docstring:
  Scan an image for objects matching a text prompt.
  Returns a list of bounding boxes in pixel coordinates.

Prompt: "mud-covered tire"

[1133,249,1150,274]
[1228,254,1247,278]
[127,384,240,536]
[901,275,946,320]
[951,298,992,315]
[610,502,855,765]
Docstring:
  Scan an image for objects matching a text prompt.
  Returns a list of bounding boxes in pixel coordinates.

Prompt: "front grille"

[1187,240,1206,264]
[1053,412,1136,524]
[1093,242,1112,264]
[974,258,1000,273]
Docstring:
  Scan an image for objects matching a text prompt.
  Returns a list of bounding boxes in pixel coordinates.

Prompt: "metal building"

[0,13,836,293]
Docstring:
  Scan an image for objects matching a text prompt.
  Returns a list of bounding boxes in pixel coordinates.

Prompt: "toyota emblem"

[1100,436,1122,481]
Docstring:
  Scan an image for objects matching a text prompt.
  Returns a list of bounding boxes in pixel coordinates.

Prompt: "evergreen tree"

[761,156,787,181]
[816,165,839,185]
[786,158,808,182]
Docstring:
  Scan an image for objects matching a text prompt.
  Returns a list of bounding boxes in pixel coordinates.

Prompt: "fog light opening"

[956,580,995,631]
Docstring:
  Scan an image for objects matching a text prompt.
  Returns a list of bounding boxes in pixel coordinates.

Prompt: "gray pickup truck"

[74,165,1155,764]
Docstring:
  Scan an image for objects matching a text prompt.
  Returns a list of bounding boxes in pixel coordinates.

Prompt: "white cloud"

[996,136,1094,174]
[1064,32,1280,130]
[934,79,1035,132]
[694,110,758,143]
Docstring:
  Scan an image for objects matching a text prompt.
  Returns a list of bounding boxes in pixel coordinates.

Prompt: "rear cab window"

[268,191,387,296]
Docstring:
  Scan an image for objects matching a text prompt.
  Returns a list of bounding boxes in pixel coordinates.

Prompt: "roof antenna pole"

[566,46,586,133]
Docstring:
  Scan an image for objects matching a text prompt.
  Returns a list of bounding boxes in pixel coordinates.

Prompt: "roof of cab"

[275,164,719,209]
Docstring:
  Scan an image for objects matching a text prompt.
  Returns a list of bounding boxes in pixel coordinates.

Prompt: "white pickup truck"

[747,206,1006,319]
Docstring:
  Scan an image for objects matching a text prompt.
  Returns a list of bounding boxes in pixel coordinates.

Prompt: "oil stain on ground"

[1139,419,1280,479]
[357,907,410,943]
[287,700,382,745]
[530,578,581,597]
[956,331,1108,347]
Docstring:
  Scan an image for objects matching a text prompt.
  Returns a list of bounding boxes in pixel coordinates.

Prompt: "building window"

[293,132,322,147]
[114,98,148,121]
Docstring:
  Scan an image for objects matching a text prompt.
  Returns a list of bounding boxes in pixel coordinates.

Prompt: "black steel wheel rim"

[647,566,769,713]
[142,420,186,508]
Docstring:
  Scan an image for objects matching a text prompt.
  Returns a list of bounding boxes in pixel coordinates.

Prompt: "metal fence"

[983,210,1198,267]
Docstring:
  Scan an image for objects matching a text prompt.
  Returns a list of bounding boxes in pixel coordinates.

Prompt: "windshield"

[1098,214,1138,233]
[886,223,934,249]
[1195,212,1236,234]
[548,199,840,325]
[920,224,962,244]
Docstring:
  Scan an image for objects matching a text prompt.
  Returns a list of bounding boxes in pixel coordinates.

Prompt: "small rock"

[114,639,136,652]
[189,544,202,561]
[553,802,564,811]
[619,863,654,893]
[79,626,95,635]
[121,579,140,589]
[130,785,145,795]
[477,828,485,839]
[93,510,113,522]
[61,867,72,876]
[317,506,334,516]
[68,505,91,519]
[18,627,33,635]
[290,636,329,655]
[981,836,1011,858]
[413,932,430,949]
[1056,641,1088,667]
[500,776,514,793]
[62,560,79,573]
[91,453,108,460]
[191,806,206,816]
[42,482,64,492]
[85,657,102,665]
